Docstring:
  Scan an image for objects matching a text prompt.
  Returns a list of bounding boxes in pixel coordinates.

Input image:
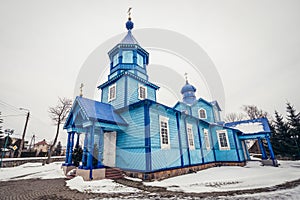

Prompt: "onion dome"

[181,75,197,105]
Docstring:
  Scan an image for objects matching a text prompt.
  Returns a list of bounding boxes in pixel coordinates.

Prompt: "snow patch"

[233,122,264,134]
[144,161,300,193]
[0,162,65,181]
[66,176,140,193]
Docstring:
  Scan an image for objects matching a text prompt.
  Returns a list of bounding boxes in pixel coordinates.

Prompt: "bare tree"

[225,112,246,122]
[242,105,269,120]
[47,97,72,163]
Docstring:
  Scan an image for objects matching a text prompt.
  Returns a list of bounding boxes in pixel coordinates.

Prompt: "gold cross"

[80,83,84,97]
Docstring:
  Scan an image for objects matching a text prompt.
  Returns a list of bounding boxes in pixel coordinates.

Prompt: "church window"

[137,53,144,67]
[217,130,230,150]
[112,54,118,67]
[187,123,195,150]
[122,50,133,63]
[204,129,210,150]
[108,84,116,102]
[138,85,147,100]
[199,108,207,119]
[159,116,170,149]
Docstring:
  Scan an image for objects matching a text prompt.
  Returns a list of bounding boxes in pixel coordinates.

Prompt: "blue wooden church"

[62,15,276,181]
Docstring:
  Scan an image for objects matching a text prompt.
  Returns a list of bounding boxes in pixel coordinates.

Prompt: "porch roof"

[78,97,128,126]
[224,118,271,136]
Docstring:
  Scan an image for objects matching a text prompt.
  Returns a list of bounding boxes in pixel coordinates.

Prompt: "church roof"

[180,81,196,94]
[98,71,159,90]
[77,97,128,126]
[120,30,139,45]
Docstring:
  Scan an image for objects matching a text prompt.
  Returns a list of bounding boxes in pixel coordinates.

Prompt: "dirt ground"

[0,178,299,200]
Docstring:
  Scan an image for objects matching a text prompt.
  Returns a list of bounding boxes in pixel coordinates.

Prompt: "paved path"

[0,179,99,200]
[0,178,299,200]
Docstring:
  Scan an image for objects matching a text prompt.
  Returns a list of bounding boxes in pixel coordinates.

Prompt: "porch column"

[75,133,81,149]
[87,124,95,169]
[65,132,71,163]
[97,128,104,168]
[258,137,267,160]
[266,135,276,166]
[67,132,75,165]
[81,131,88,168]
[243,140,250,160]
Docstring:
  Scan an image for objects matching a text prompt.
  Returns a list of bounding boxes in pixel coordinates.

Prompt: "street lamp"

[18,108,30,158]
[0,129,14,168]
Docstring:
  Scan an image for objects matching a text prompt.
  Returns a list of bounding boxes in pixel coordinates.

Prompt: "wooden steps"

[105,167,124,179]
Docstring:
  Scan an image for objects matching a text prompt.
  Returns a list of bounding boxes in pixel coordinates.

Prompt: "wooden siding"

[149,105,181,170]
[191,100,214,122]
[127,77,156,105]
[115,106,146,171]
[101,77,126,109]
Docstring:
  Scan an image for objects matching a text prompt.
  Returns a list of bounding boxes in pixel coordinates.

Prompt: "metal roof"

[77,97,128,126]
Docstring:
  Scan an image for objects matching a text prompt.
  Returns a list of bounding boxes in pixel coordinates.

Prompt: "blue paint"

[232,131,241,162]
[209,125,217,162]
[82,131,88,168]
[183,117,191,166]
[65,132,71,163]
[258,137,267,159]
[266,136,276,166]
[176,112,184,167]
[124,75,128,107]
[63,16,278,176]
[197,122,205,164]
[144,102,152,172]
[67,132,75,164]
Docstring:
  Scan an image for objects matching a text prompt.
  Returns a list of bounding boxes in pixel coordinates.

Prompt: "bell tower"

[98,10,159,109]
[107,12,149,81]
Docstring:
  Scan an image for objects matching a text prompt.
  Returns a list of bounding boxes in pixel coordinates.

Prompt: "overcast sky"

[1,0,300,146]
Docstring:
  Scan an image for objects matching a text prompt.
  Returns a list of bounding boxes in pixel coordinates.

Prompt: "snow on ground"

[144,160,300,193]
[0,162,65,181]
[0,160,299,197]
[66,176,140,193]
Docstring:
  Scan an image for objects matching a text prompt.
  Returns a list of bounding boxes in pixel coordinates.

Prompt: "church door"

[103,131,117,167]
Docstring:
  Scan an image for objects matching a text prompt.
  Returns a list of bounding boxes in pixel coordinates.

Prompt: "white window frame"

[204,129,210,150]
[217,130,230,150]
[122,50,133,63]
[137,53,144,67]
[199,108,207,119]
[112,54,118,67]
[186,123,195,150]
[159,116,170,149]
[138,84,147,100]
[108,83,116,102]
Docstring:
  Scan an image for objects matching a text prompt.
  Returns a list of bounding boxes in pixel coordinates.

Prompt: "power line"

[0,100,21,113]
[1,114,26,118]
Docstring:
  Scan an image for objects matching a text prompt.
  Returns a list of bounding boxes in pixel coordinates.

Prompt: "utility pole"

[18,108,30,158]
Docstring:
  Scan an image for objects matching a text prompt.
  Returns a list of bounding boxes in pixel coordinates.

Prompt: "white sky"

[0,0,300,146]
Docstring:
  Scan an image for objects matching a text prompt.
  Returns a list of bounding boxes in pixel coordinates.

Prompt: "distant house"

[34,139,49,156]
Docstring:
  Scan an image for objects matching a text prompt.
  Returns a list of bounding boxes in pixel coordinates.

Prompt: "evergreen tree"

[286,103,300,158]
[271,111,291,156]
[72,146,83,167]
[92,143,99,168]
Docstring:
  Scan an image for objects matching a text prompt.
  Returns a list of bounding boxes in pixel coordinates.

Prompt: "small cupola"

[181,73,197,105]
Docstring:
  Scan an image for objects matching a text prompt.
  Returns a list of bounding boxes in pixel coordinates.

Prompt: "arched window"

[199,108,207,119]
